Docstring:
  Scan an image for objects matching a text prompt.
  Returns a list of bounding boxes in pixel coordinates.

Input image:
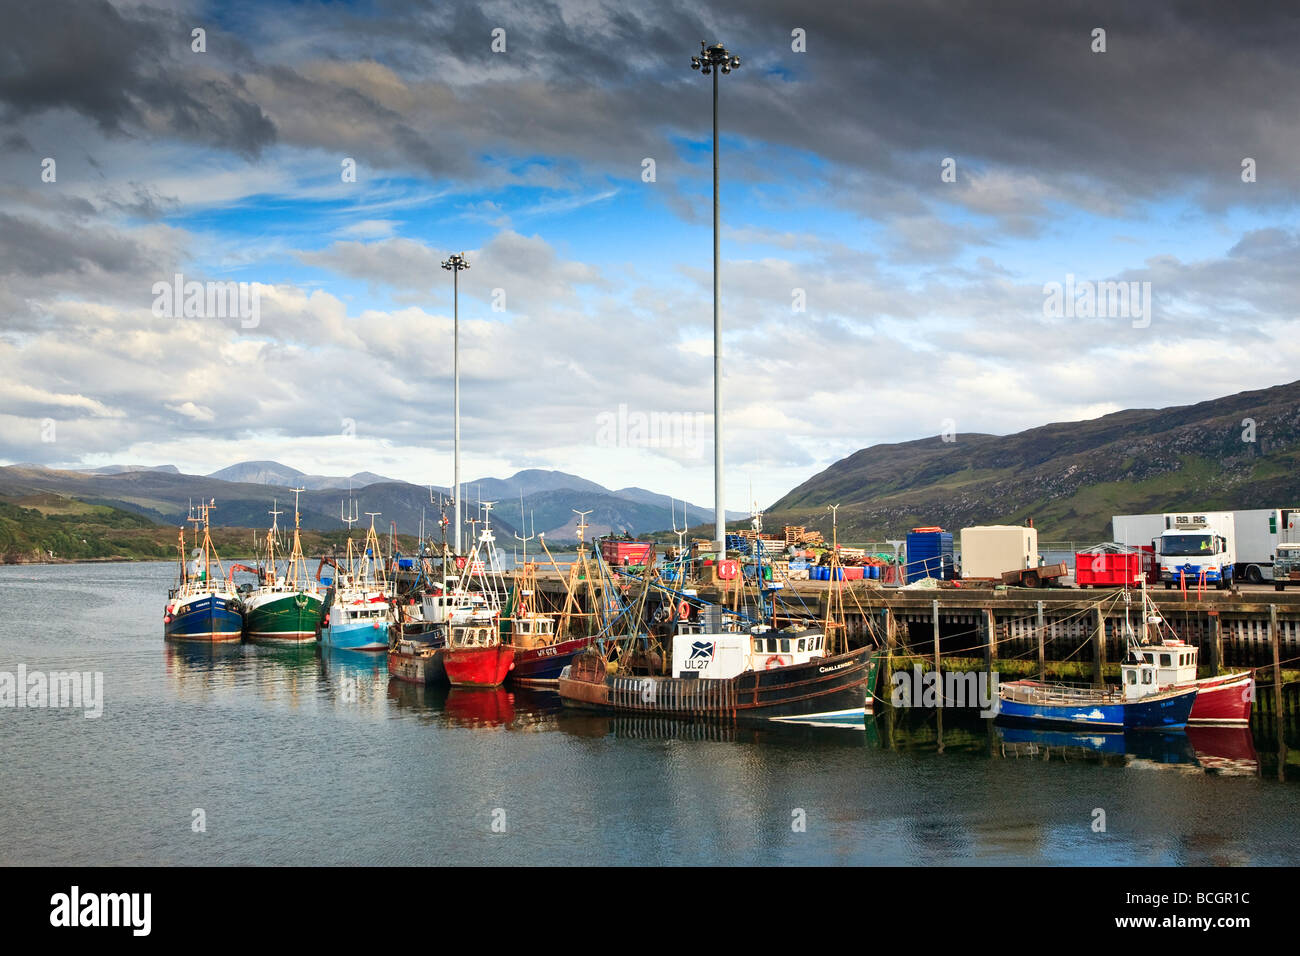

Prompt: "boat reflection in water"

[1186,726,1260,776]
[386,680,559,730]
[553,711,874,748]
[995,724,1259,776]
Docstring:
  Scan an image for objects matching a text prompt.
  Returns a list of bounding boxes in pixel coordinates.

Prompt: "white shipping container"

[960,525,1038,579]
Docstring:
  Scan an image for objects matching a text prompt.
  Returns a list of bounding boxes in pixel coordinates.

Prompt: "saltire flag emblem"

[690,641,715,661]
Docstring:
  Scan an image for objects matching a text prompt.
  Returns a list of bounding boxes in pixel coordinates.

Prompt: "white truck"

[1114,508,1300,583]
[1228,508,1300,583]
[1156,513,1235,589]
[1113,512,1235,588]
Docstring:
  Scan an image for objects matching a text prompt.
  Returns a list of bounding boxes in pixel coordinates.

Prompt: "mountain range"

[766,378,1300,542]
[0,462,740,543]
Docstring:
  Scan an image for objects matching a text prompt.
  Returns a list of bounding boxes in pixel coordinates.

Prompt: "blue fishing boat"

[164,501,244,643]
[997,676,1198,730]
[998,591,1201,730]
[321,511,393,652]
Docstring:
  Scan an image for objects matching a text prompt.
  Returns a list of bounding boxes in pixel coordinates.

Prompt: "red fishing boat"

[1127,587,1253,725]
[442,613,515,687]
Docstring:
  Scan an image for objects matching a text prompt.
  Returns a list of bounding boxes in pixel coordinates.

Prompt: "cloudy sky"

[2,0,1298,509]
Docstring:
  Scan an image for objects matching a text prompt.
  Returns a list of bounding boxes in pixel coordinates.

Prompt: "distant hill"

[766,379,1300,542]
[206,461,397,491]
[0,462,731,543]
[69,464,180,475]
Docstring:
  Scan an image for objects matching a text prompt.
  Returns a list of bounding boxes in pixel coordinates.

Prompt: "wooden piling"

[983,607,994,678]
[931,599,941,689]
[933,599,945,752]
[1208,609,1222,676]
[1093,605,1106,686]
[1036,600,1045,682]
[1271,604,1282,733]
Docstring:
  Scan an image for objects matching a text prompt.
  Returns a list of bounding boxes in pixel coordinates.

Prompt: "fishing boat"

[241,491,325,644]
[388,633,448,684]
[997,677,1198,730]
[557,506,881,728]
[504,533,596,686]
[164,501,243,642]
[1127,589,1253,725]
[320,509,393,652]
[388,502,508,684]
[439,504,513,687]
[443,610,516,687]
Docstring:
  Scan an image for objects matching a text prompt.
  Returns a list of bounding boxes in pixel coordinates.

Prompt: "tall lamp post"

[691,41,740,556]
[441,252,470,554]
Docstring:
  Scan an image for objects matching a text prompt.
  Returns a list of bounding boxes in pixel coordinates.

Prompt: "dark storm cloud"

[0,211,152,277]
[0,0,275,154]
[6,0,1298,219]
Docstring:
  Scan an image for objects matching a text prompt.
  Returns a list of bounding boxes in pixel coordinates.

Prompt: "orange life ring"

[765,654,791,669]
[677,600,690,619]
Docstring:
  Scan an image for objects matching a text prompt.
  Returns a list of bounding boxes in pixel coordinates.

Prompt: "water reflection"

[874,704,1263,777]
[161,638,1280,781]
[385,681,560,730]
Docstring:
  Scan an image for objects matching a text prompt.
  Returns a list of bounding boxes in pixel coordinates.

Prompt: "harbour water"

[2,562,1297,866]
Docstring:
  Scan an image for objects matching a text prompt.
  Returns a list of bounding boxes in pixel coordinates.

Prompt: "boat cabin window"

[797,638,806,652]
[752,638,765,653]
[1145,653,1155,664]
[780,639,791,653]
[1142,670,1153,684]
[1125,670,1136,684]
[1160,654,1172,667]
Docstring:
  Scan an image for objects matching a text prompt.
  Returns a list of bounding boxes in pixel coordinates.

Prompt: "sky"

[2,0,1299,510]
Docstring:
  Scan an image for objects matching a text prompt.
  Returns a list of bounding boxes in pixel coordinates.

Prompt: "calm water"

[1,562,1297,866]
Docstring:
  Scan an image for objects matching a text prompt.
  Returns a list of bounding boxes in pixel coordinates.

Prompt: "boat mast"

[265,500,283,585]
[365,512,383,589]
[200,499,226,585]
[286,487,307,591]
[823,504,846,654]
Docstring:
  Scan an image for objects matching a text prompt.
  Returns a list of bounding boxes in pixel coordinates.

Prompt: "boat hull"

[244,592,324,644]
[321,618,390,651]
[508,635,596,686]
[388,643,446,684]
[997,682,1198,730]
[557,646,877,726]
[443,644,516,688]
[165,594,243,643]
[1187,672,1253,725]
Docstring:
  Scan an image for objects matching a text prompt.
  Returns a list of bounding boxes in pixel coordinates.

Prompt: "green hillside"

[765,379,1300,543]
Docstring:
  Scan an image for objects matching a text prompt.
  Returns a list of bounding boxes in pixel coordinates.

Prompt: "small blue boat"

[997,679,1198,729]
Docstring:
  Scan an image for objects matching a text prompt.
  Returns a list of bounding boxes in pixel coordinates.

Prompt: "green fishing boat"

[242,490,325,644]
